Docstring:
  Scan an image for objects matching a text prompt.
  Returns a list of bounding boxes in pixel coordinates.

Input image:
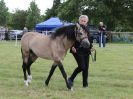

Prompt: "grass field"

[0,41,133,99]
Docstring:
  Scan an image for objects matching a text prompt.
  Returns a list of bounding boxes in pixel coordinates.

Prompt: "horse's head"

[75,23,90,48]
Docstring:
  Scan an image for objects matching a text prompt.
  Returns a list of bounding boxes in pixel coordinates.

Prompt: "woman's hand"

[72,47,77,53]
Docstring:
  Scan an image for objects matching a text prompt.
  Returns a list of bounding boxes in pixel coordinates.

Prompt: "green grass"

[0,41,133,99]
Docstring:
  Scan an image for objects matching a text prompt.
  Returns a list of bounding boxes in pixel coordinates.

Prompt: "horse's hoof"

[70,87,74,91]
[45,82,48,86]
[45,84,48,86]
[27,75,32,84]
[27,79,31,84]
[45,80,49,86]
[67,84,72,90]
[25,83,29,86]
[24,80,29,86]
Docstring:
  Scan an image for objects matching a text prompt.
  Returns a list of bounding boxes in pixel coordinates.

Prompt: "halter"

[74,27,88,43]
[79,36,88,43]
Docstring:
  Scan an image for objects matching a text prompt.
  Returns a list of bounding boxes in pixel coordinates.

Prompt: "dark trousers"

[99,33,106,47]
[70,52,90,87]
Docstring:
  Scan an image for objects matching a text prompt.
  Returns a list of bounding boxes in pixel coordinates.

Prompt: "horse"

[21,23,90,90]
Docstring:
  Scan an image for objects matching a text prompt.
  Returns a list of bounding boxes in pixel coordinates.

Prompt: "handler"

[68,15,94,88]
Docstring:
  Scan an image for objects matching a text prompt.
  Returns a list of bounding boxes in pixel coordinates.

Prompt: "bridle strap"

[74,27,88,43]
[79,37,88,43]
[74,27,77,39]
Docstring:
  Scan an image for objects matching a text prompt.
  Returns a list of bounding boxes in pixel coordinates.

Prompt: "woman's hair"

[99,21,104,24]
[78,15,89,21]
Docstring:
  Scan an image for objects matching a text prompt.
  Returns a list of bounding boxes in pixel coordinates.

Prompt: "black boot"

[83,82,88,88]
[68,78,73,88]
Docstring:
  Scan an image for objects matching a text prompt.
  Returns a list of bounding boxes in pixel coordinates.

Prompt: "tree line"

[0,0,133,31]
[0,0,41,30]
[46,0,133,31]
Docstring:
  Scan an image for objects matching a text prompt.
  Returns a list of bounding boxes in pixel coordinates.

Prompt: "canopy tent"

[35,17,71,32]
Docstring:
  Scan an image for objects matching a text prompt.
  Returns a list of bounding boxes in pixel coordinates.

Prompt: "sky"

[4,0,54,14]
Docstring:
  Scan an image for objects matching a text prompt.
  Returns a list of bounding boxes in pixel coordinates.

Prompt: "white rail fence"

[1,30,133,43]
[106,31,133,43]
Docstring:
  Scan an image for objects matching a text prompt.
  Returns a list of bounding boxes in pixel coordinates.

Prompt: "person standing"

[68,15,93,88]
[98,22,106,47]
[5,27,9,40]
[23,26,28,34]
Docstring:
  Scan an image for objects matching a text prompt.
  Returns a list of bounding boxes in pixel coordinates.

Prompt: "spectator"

[0,27,5,41]
[23,26,28,34]
[5,27,9,40]
[98,22,106,47]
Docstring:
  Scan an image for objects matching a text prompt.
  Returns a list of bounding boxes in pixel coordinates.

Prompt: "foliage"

[0,0,9,26]
[44,0,133,31]
[102,0,133,31]
[10,9,28,29]
[0,0,133,31]
[57,0,81,22]
[44,0,61,20]
[26,0,41,30]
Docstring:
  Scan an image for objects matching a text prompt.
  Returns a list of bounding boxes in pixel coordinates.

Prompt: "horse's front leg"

[45,62,57,86]
[58,61,72,90]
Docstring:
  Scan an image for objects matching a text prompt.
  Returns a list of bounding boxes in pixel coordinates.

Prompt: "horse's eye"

[79,33,82,35]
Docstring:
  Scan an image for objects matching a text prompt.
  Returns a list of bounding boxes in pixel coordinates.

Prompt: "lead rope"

[91,49,96,62]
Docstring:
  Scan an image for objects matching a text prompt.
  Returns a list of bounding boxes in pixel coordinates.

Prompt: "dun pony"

[21,23,90,90]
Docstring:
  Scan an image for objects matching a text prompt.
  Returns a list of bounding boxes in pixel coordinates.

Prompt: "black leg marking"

[58,62,71,89]
[27,61,32,76]
[27,50,37,76]
[22,62,27,80]
[45,64,57,86]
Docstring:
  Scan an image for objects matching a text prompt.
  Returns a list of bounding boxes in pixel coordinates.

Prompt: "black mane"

[80,24,90,34]
[50,24,76,40]
[50,24,89,40]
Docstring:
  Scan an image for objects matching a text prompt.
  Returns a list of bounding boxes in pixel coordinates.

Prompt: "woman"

[68,15,93,88]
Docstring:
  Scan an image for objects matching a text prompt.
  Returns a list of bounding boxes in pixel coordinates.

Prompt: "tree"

[101,0,133,31]
[0,0,9,26]
[77,0,133,31]
[57,0,81,22]
[44,0,133,31]
[11,9,28,29]
[44,0,61,20]
[26,0,41,30]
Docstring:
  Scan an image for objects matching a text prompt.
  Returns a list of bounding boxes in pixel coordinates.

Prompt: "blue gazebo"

[35,17,65,32]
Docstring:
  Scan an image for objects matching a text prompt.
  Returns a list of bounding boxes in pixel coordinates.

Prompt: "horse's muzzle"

[80,38,90,48]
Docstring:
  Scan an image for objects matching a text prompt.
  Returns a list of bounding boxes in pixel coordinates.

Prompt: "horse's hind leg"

[21,49,37,86]
[45,62,57,86]
[26,50,37,83]
[21,48,29,86]
[22,61,28,86]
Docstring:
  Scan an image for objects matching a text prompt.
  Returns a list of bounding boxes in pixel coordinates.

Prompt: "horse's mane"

[50,24,76,40]
[80,24,90,34]
[50,24,90,40]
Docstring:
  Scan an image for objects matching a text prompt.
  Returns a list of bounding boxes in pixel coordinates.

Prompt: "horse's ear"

[76,23,81,29]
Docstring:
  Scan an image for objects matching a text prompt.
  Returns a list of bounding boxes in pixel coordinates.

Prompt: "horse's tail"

[21,47,24,60]
[94,49,96,61]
